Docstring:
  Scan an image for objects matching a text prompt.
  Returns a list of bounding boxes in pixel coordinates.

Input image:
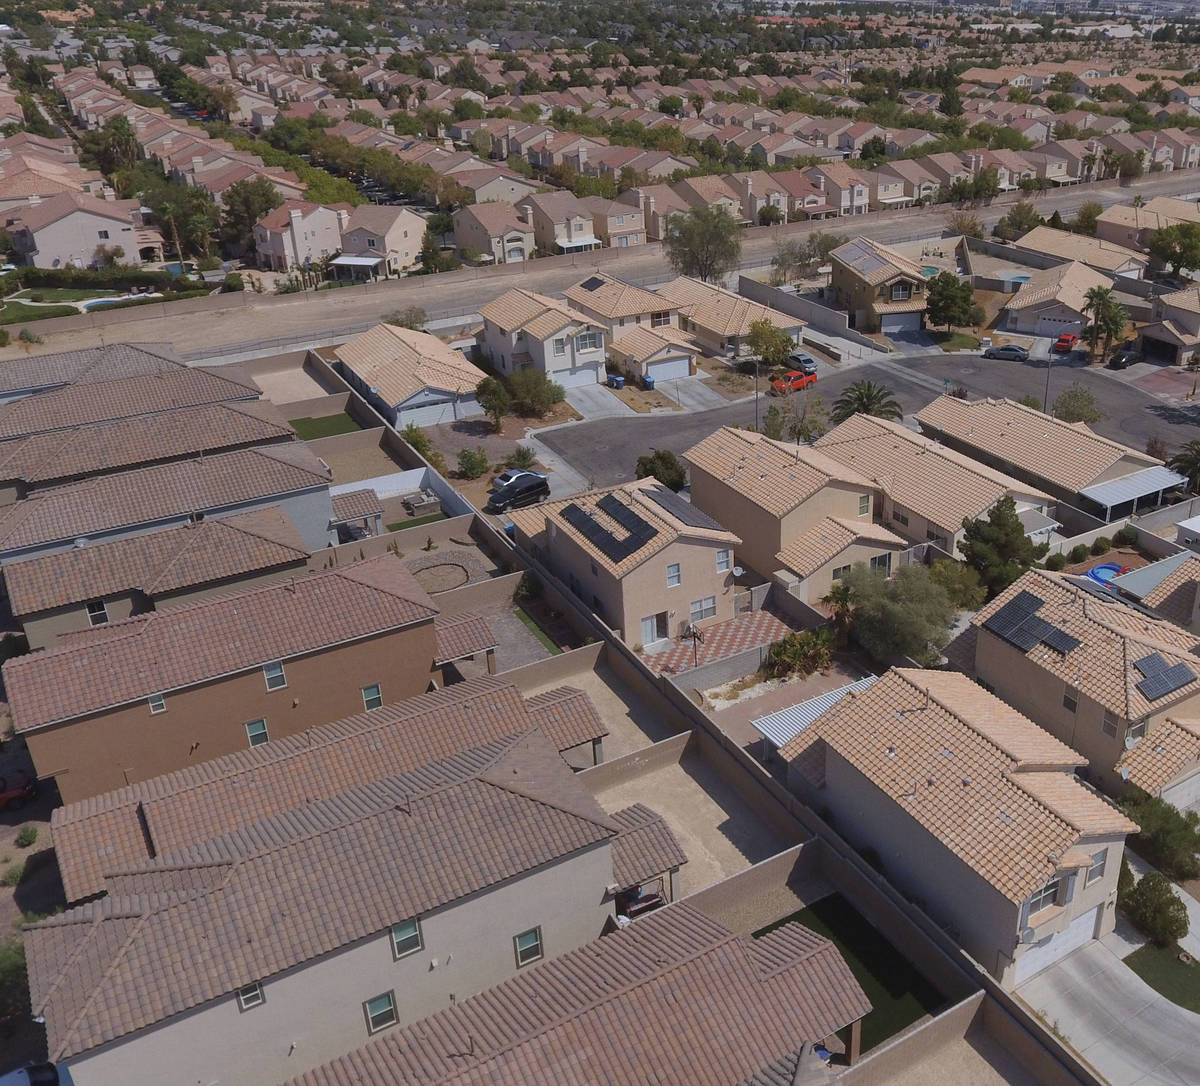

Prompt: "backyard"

[288,413,363,440]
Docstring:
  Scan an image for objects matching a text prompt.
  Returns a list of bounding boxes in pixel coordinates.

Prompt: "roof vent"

[997,810,1012,824]
[74,537,88,548]
[962,777,973,787]
[886,744,897,757]
[941,747,954,758]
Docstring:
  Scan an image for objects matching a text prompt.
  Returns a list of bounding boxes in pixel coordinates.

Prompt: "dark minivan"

[485,472,551,513]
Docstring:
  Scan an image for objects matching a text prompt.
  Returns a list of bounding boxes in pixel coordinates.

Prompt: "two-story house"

[655,277,803,359]
[254,199,350,271]
[828,236,927,335]
[516,191,602,254]
[333,203,424,277]
[727,170,790,225]
[579,195,645,248]
[875,158,941,204]
[860,168,914,212]
[451,200,535,264]
[8,191,163,268]
[477,287,606,387]
[1140,286,1200,367]
[805,163,868,216]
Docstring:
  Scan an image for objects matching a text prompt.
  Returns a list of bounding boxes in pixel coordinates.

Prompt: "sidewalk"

[1124,851,1200,960]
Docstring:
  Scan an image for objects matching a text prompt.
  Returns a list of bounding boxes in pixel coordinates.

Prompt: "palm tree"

[1081,285,1114,356]
[831,380,903,423]
[1082,152,1097,180]
[821,582,855,647]
[1168,441,1200,493]
[1100,301,1129,362]
[1132,194,1146,209]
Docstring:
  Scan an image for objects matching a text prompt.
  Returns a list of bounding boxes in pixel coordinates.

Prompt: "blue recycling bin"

[607,374,618,388]
[613,375,625,389]
[643,375,655,390]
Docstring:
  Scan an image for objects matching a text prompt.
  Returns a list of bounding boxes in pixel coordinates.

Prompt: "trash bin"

[607,374,618,388]
[613,375,625,389]
[503,523,516,540]
[643,375,655,391]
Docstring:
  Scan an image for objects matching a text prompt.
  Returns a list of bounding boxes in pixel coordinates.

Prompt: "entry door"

[641,613,668,644]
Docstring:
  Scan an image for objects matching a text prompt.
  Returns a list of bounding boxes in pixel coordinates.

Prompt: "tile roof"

[609,803,689,888]
[1014,226,1147,274]
[781,668,1135,902]
[972,569,1200,719]
[284,902,870,1086]
[0,343,184,396]
[28,728,617,1060]
[1160,286,1200,315]
[775,516,906,579]
[333,323,484,406]
[433,611,498,663]
[915,395,1156,493]
[328,487,382,523]
[4,553,437,733]
[814,414,1047,531]
[655,277,802,338]
[831,235,923,285]
[51,675,607,902]
[3,506,309,618]
[9,190,143,232]
[1000,260,1113,316]
[564,271,671,319]
[478,287,596,341]
[1116,717,1200,794]
[0,443,330,556]
[684,426,873,518]
[611,324,696,365]
[1140,555,1200,628]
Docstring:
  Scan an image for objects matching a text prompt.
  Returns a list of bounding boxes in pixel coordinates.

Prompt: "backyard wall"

[682,843,822,936]
[738,276,887,354]
[578,731,691,793]
[433,571,523,616]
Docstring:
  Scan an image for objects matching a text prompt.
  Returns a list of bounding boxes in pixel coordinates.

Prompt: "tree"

[1168,440,1200,493]
[832,380,902,423]
[842,563,955,666]
[940,84,963,117]
[822,580,854,646]
[948,211,983,239]
[1082,285,1115,356]
[925,272,976,330]
[1070,200,1103,237]
[1149,222,1200,278]
[456,447,490,479]
[635,449,686,491]
[221,177,283,254]
[1099,300,1129,362]
[959,495,1049,597]
[96,116,140,176]
[928,559,987,609]
[758,204,784,226]
[385,305,427,329]
[1122,792,1200,879]
[747,318,793,371]
[763,628,833,679]
[663,205,742,283]
[1052,382,1106,424]
[1123,872,1189,947]
[508,369,564,417]
[1017,393,1042,409]
[994,200,1043,242]
[476,376,510,432]
[787,395,829,443]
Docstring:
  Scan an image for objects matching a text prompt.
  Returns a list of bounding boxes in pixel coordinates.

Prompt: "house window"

[86,599,109,626]
[891,282,911,301]
[367,237,376,248]
[1062,687,1078,713]
[1126,719,1147,741]
[832,564,851,581]
[1085,848,1108,886]
[362,683,383,711]
[666,563,681,588]
[236,982,264,1011]
[690,596,717,622]
[245,718,269,747]
[1027,877,1061,917]
[891,508,909,527]
[651,311,671,328]
[390,918,422,958]
[1102,710,1119,737]
[148,693,166,715]
[615,214,625,225]
[98,229,110,240]
[716,549,731,572]
[869,553,891,572]
[363,991,397,1033]
[553,338,566,356]
[576,331,601,352]
[263,660,287,691]
[513,926,543,967]
[858,494,870,517]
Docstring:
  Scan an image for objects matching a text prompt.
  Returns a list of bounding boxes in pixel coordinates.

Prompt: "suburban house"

[1140,286,1200,367]
[617,184,692,241]
[516,190,602,254]
[3,553,497,803]
[973,569,1200,806]
[1111,552,1200,636]
[780,667,1136,988]
[999,260,1115,338]
[775,516,909,605]
[828,236,928,335]
[7,191,163,268]
[451,200,535,264]
[915,395,1183,521]
[1013,226,1148,279]
[477,287,606,387]
[331,203,425,277]
[1095,197,1200,252]
[806,162,869,216]
[861,168,914,212]
[672,174,745,223]
[654,277,802,358]
[727,170,790,224]
[875,158,941,203]
[27,701,684,1086]
[333,322,485,427]
[0,342,202,404]
[684,426,877,579]
[814,414,1054,554]
[253,199,349,271]
[579,195,645,248]
[2,506,311,650]
[508,478,740,647]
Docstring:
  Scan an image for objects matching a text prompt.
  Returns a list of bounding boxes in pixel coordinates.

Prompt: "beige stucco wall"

[19,590,142,652]
[21,209,137,269]
[792,539,905,604]
[64,843,616,1086]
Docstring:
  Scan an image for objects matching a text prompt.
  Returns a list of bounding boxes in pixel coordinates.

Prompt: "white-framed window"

[891,282,911,301]
[1085,848,1108,886]
[390,917,422,958]
[615,214,625,225]
[553,338,566,356]
[666,563,681,588]
[1126,718,1147,741]
[575,331,601,351]
[858,494,870,516]
[891,508,909,527]
[716,549,731,573]
[86,599,109,626]
[245,718,269,747]
[651,310,671,328]
[148,693,167,715]
[832,564,851,581]
[1102,710,1119,737]
[363,991,397,1033]
[1063,687,1078,713]
[263,660,287,691]
[236,981,264,1011]
[98,229,110,240]
[362,683,383,711]
[1027,877,1061,917]
[690,596,717,622]
[513,926,543,967]
[869,553,891,572]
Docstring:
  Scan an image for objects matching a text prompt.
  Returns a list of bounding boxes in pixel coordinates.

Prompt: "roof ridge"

[210,510,308,555]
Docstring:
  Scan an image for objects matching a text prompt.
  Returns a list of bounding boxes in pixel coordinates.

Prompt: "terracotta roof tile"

[1142,556,1200,627]
[565,271,672,320]
[333,324,484,405]
[1116,717,1200,794]
[329,487,382,523]
[0,343,185,396]
[1001,261,1115,316]
[656,277,802,339]
[433,611,498,663]
[478,287,596,340]
[1014,226,1147,274]
[610,803,688,888]
[831,235,923,285]
[776,516,907,578]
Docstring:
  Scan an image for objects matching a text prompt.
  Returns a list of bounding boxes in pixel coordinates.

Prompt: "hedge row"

[8,267,195,293]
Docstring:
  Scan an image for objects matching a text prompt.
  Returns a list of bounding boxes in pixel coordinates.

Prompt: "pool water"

[921,265,939,277]
[163,261,196,275]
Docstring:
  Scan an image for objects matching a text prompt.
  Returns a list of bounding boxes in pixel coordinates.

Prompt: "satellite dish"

[1124,735,1138,750]
[732,566,744,577]
[1120,765,1131,781]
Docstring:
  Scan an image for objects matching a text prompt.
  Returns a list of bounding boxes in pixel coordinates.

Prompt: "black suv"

[485,473,551,513]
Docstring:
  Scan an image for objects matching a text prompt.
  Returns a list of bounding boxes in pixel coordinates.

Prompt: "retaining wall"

[682,843,823,936]
[738,276,886,354]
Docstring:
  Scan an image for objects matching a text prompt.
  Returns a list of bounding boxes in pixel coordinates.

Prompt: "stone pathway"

[640,609,795,676]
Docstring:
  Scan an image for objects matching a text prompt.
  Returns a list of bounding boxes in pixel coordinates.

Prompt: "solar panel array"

[578,275,605,292]
[981,590,1080,657]
[641,485,725,531]
[1134,653,1167,678]
[1136,661,1197,702]
[561,498,658,565]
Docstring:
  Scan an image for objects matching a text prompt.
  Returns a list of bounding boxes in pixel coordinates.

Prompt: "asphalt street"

[537,354,1200,489]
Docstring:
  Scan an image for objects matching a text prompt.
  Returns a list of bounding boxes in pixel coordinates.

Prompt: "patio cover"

[751,676,878,750]
[1079,465,1188,516]
[330,254,384,267]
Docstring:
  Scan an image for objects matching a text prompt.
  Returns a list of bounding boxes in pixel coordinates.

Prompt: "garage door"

[880,312,921,335]
[1163,769,1200,811]
[397,399,483,427]
[554,361,604,389]
[1014,905,1100,985]
[647,355,690,382]
[1033,315,1082,337]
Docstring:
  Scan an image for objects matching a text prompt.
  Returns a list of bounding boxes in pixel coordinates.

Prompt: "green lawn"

[0,301,79,325]
[928,330,982,351]
[515,606,563,655]
[288,414,363,440]
[755,894,945,1052]
[385,512,448,533]
[13,287,118,302]
[1124,943,1200,1012]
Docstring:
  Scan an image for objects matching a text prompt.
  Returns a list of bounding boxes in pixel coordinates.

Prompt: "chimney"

[577,143,587,167]
[813,171,825,192]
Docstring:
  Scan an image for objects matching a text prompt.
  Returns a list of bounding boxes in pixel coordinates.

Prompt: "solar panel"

[596,494,657,541]
[562,501,658,565]
[1136,662,1196,702]
[641,485,726,531]
[579,275,605,291]
[1040,626,1081,655]
[1134,653,1168,678]
[982,590,1045,643]
[1008,614,1054,652]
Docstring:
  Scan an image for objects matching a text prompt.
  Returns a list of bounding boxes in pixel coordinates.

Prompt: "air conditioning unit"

[1018,926,1037,945]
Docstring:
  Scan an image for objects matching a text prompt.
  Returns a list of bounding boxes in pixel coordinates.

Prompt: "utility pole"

[1042,351,1053,413]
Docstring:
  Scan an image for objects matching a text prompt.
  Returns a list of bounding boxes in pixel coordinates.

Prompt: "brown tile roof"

[3,506,309,618]
[564,271,672,320]
[1002,261,1120,316]
[684,426,873,519]
[1014,226,1147,274]
[51,676,606,902]
[9,190,143,233]
[0,400,293,488]
[0,443,330,557]
[610,803,688,888]
[4,553,437,733]
[1142,556,1200,627]
[814,414,1047,531]
[286,902,868,1086]
[329,487,382,523]
[433,611,498,663]
[1116,717,1200,794]
[478,286,595,340]
[655,277,802,338]
[775,516,907,579]
[29,728,616,1060]
[972,569,1200,719]
[0,343,185,396]
[781,668,1134,902]
[831,235,923,285]
[333,323,484,405]
[915,395,1155,494]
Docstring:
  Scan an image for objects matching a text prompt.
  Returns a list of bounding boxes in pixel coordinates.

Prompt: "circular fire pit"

[411,562,470,592]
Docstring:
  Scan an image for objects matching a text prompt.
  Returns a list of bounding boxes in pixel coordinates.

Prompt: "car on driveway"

[982,343,1029,361]
[1109,347,1140,369]
[485,472,551,513]
[786,350,819,375]
[769,369,818,395]
[1053,333,1079,353]
[490,469,547,493]
[0,770,37,811]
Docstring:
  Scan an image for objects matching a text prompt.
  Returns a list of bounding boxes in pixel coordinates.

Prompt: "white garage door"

[554,361,604,389]
[1033,315,1083,338]
[1163,769,1200,811]
[880,312,921,335]
[1014,905,1100,985]
[647,355,691,382]
[397,399,483,427]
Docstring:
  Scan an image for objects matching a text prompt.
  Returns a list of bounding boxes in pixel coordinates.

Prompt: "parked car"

[486,472,551,513]
[982,343,1029,361]
[1109,347,1140,370]
[0,1064,73,1086]
[0,771,37,811]
[490,469,547,493]
[1053,333,1079,353]
[786,350,819,375]
[769,369,818,396]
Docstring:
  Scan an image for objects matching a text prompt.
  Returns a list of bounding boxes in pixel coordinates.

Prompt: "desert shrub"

[17,328,42,344]
[398,423,448,474]
[1091,536,1111,556]
[14,826,36,849]
[763,628,834,679]
[1123,792,1200,879]
[28,292,44,302]
[1117,855,1135,904]
[0,329,8,347]
[1069,543,1090,563]
[507,369,564,417]
[1114,525,1138,546]
[634,449,686,491]
[456,447,490,479]
[928,559,986,610]
[0,863,23,887]
[222,272,244,291]
[1044,553,1067,571]
[505,445,536,470]
[1123,872,1189,947]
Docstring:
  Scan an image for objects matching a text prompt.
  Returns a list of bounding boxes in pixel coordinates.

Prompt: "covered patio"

[1078,465,1189,523]
[329,252,386,281]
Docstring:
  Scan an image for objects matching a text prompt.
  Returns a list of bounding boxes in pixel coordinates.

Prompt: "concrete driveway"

[1016,941,1200,1086]
[564,383,635,419]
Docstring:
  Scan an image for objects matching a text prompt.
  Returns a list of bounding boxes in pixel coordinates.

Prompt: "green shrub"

[17,328,42,344]
[1123,872,1189,947]
[1114,525,1138,546]
[1091,536,1111,556]
[1044,553,1067,571]
[928,559,986,609]
[1118,854,1135,904]
[197,254,222,271]
[0,863,23,887]
[398,423,448,474]
[223,272,244,292]
[456,446,490,479]
[28,292,44,302]
[515,571,542,601]
[1069,543,1090,563]
[507,368,565,417]
[14,265,190,293]
[635,449,687,491]
[1123,792,1200,879]
[14,826,36,849]
[505,445,537,470]
[0,329,8,347]
[763,627,834,679]
[0,935,29,1028]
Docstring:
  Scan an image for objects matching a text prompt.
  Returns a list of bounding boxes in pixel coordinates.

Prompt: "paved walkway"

[640,609,794,676]
[565,383,636,419]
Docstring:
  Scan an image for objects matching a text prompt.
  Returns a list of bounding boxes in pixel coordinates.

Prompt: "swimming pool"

[163,261,196,276]
[922,266,939,277]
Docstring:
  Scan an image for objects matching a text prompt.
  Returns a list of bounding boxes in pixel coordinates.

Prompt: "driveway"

[1016,941,1200,1086]
[667,376,733,413]
[564,383,635,419]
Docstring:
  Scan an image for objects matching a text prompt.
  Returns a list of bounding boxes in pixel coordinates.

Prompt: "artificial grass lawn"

[0,300,78,324]
[385,512,448,533]
[14,287,118,302]
[755,893,946,1052]
[1124,943,1200,1012]
[929,330,982,351]
[515,606,563,655]
[288,414,363,440]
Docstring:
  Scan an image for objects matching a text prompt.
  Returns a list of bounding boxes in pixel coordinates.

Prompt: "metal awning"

[1017,507,1061,536]
[1079,465,1188,510]
[558,236,600,251]
[751,676,877,749]
[330,254,384,267]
